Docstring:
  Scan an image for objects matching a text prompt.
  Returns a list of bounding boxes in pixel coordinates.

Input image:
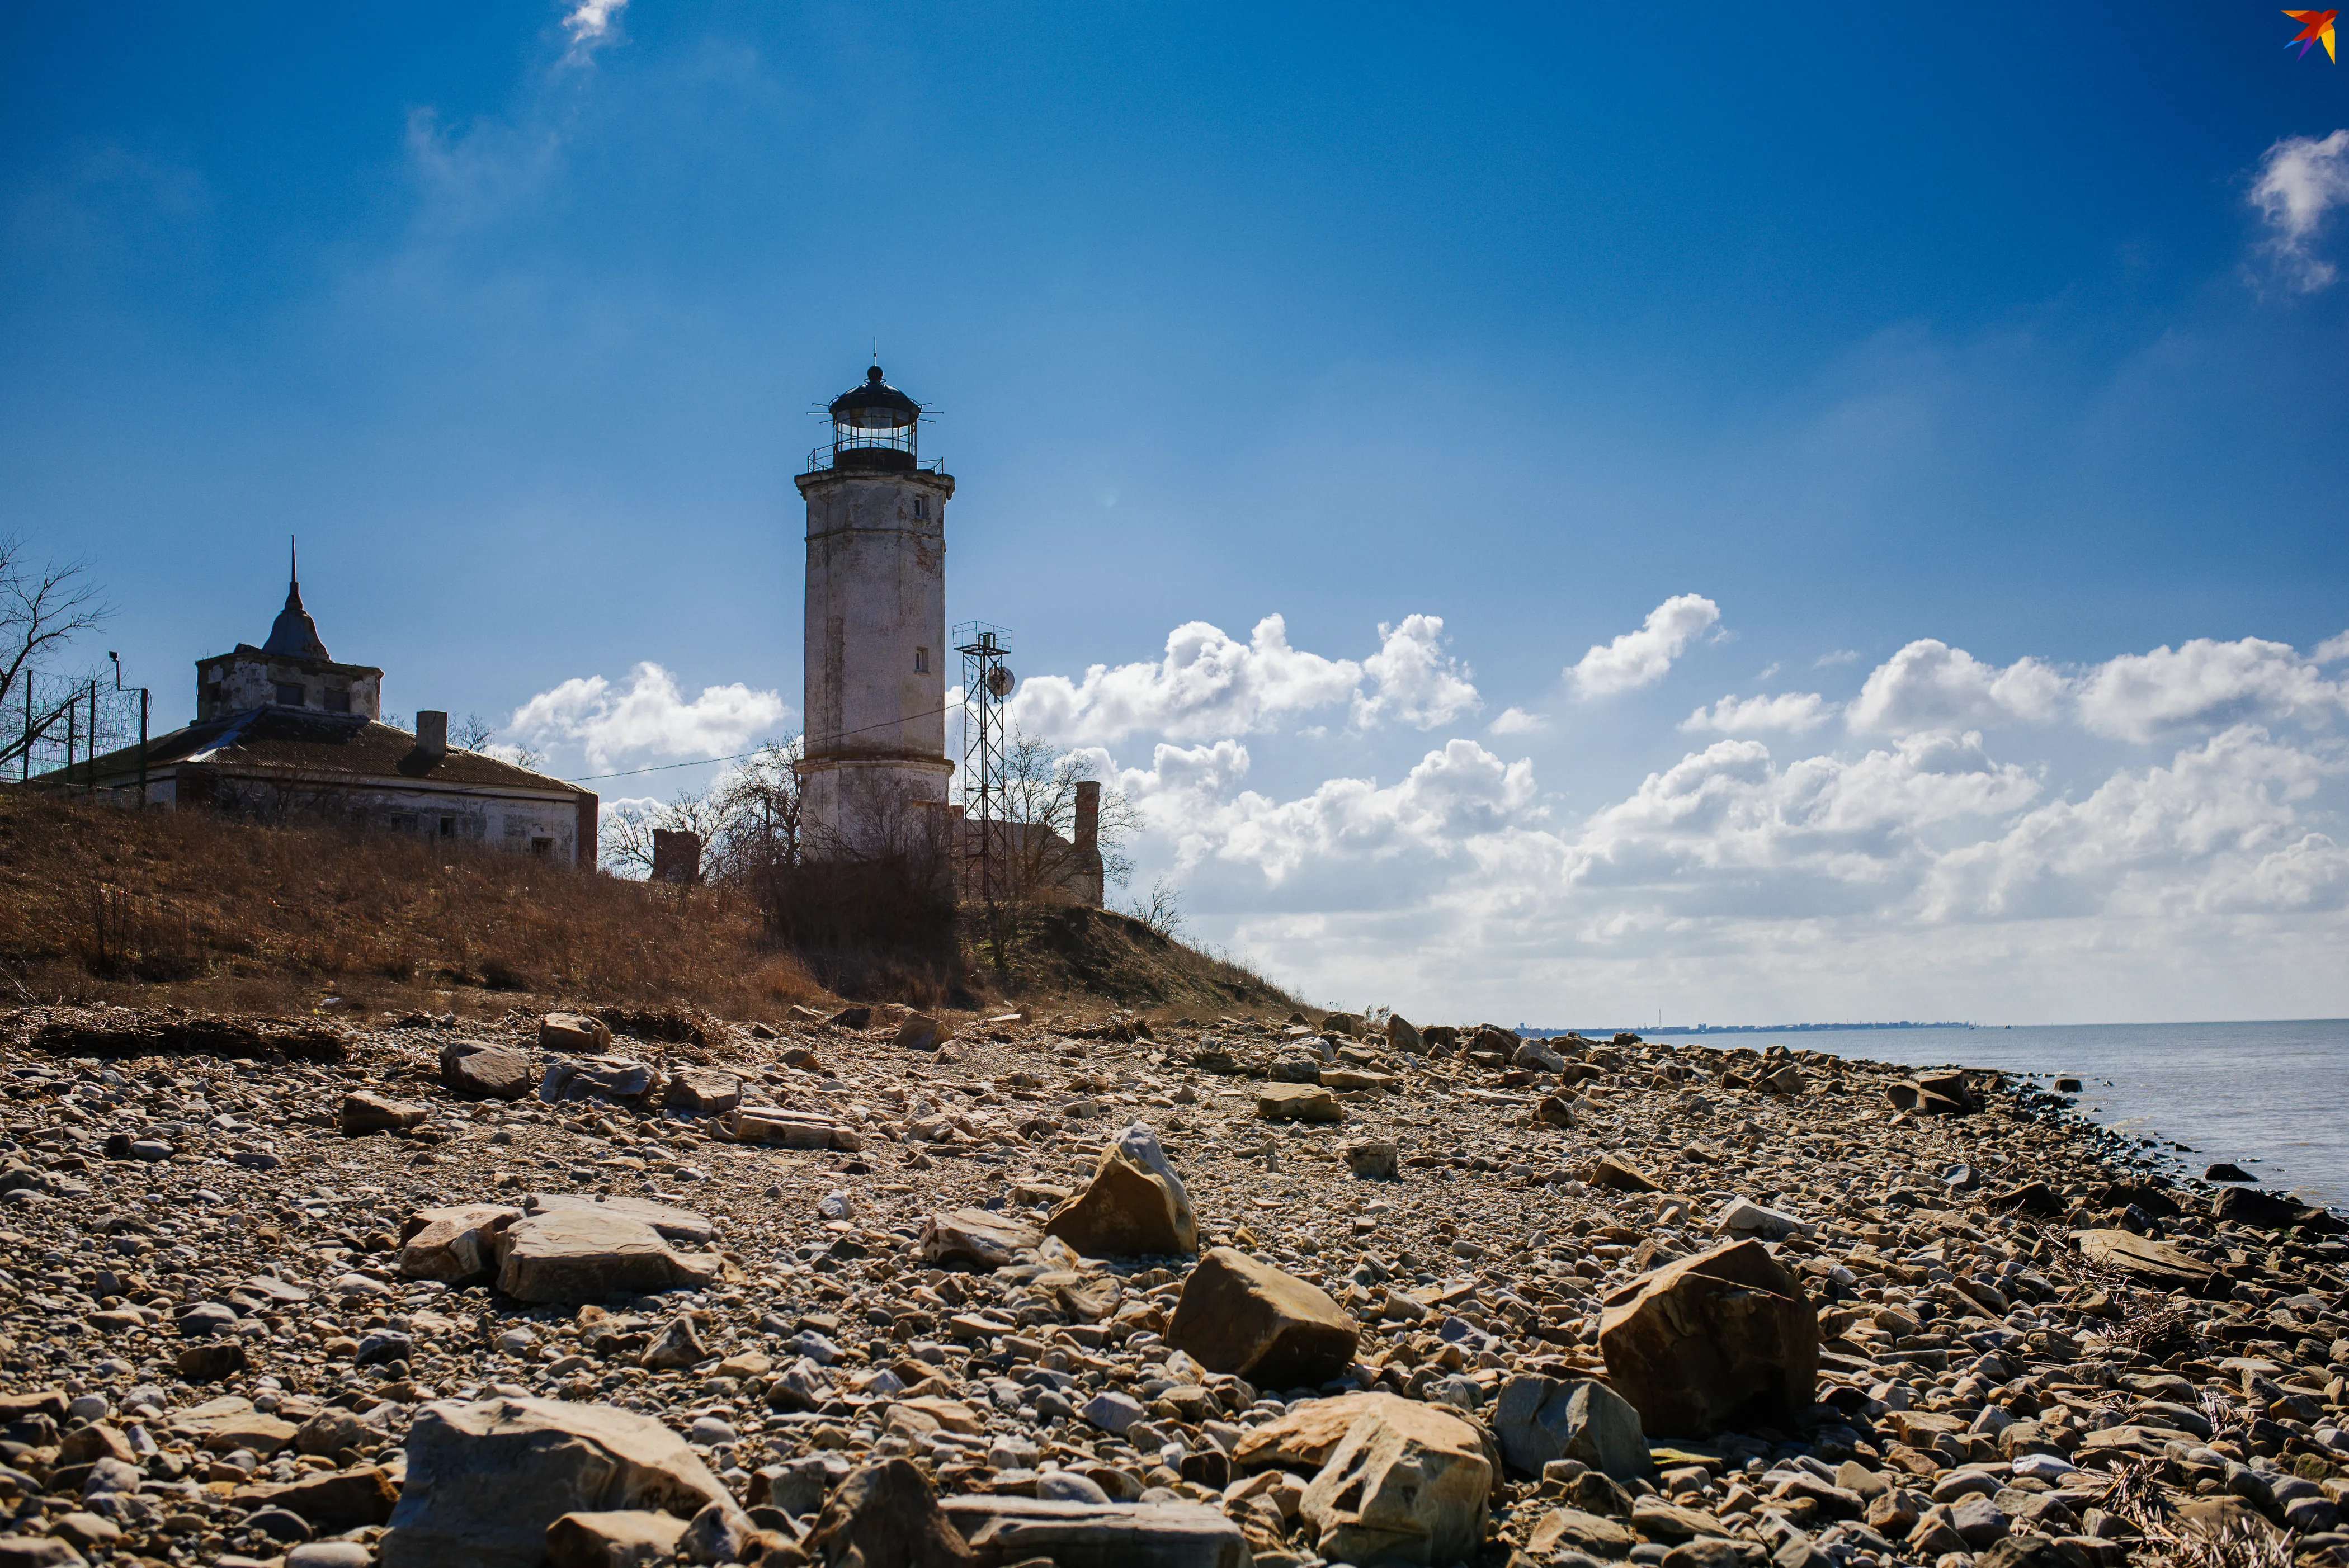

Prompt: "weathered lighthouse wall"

[797,467,956,850]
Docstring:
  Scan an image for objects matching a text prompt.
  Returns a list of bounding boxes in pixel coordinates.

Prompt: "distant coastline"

[1519,1019,1974,1037]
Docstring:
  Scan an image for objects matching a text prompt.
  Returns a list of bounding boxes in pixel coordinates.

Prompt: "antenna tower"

[955,622,1014,904]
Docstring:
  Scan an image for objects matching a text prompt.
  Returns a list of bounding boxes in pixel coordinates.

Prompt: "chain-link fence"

[3,673,152,788]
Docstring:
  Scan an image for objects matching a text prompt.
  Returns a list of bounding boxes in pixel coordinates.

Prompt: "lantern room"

[815,365,922,472]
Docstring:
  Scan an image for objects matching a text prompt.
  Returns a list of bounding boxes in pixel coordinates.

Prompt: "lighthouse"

[796,366,954,854]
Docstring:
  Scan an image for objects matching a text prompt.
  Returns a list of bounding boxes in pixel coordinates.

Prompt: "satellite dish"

[986,667,1016,699]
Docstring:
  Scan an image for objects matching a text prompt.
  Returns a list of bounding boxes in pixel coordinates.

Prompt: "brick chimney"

[416,710,447,762]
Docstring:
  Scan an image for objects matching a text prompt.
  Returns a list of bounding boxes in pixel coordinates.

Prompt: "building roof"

[261,551,332,659]
[59,707,588,796]
[828,365,921,428]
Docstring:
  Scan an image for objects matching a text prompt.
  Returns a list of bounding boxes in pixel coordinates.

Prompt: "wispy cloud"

[562,0,630,54]
[1681,691,1837,735]
[1568,593,1721,698]
[2249,130,2349,293]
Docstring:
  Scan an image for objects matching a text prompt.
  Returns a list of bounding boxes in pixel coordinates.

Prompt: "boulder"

[526,1193,717,1246]
[341,1090,427,1136]
[1386,1015,1424,1054]
[495,1211,723,1303]
[398,1204,523,1284]
[1043,1122,1197,1259]
[1256,1084,1343,1123]
[1514,1040,1570,1074]
[1885,1070,1973,1116]
[1164,1247,1359,1388]
[1532,1095,1577,1128]
[1492,1375,1646,1481]
[2069,1229,2218,1293]
[1597,1239,1819,1438]
[1343,1141,1400,1180]
[1299,1393,1492,1566]
[921,1209,1041,1270]
[2213,1185,2339,1233]
[0,1540,88,1567]
[894,1014,952,1052]
[233,1467,400,1531]
[540,1056,656,1105]
[664,1070,740,1117]
[545,1509,692,1568]
[639,1316,708,1371]
[1711,1197,1816,1241]
[441,1042,537,1100]
[540,1012,615,1052]
[1527,1506,1638,1560]
[805,1458,974,1568]
[1268,1053,1326,1083]
[1589,1156,1661,1194]
[940,1495,1251,1568]
[730,1107,847,1149]
[384,1397,740,1568]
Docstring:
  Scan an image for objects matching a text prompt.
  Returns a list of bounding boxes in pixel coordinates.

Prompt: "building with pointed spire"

[196,542,385,720]
[54,551,597,866]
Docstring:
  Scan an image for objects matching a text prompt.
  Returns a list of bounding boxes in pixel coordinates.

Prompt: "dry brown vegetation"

[0,794,1300,1025]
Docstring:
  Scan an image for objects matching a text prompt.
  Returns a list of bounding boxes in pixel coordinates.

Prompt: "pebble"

[0,1002,2333,1568]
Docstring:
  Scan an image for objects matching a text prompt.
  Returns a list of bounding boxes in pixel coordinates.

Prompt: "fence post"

[137,688,149,807]
[87,681,98,796]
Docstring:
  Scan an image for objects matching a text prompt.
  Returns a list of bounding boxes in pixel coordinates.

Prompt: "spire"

[261,534,332,660]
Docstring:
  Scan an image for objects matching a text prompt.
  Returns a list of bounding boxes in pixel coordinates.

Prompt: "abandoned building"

[53,560,598,867]
[795,365,1102,904]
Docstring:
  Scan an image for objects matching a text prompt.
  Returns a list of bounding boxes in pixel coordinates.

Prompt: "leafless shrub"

[1122,875,1188,939]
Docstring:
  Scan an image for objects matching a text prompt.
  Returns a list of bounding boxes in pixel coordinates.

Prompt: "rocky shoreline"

[0,1000,2338,1568]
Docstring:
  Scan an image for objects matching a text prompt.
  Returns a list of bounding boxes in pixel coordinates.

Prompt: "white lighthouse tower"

[796,365,954,853]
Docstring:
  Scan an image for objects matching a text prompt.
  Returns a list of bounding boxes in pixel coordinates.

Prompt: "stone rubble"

[0,1002,2332,1568]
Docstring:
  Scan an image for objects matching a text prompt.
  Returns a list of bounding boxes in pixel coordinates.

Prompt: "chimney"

[416,710,447,762]
[1074,780,1101,859]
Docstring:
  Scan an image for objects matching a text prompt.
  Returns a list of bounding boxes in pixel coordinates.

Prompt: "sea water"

[1635,1018,2349,1213]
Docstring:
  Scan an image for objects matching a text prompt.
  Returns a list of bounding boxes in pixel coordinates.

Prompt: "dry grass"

[0,795,1304,1026]
[0,794,827,1023]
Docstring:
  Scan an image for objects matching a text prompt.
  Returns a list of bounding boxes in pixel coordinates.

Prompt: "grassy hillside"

[0,794,1299,1025]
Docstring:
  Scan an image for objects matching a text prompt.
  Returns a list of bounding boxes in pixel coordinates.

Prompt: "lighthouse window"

[275,682,304,707]
[914,648,930,674]
[913,497,928,519]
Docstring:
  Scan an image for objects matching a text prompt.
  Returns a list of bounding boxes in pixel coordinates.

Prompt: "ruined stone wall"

[196,649,383,722]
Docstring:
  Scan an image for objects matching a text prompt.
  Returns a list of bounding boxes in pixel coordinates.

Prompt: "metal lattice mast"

[954,623,1013,905]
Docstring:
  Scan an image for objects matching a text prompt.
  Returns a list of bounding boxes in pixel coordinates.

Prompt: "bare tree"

[707,736,804,881]
[1124,875,1188,938]
[969,730,1140,974]
[0,536,109,713]
[598,735,806,882]
[0,537,110,767]
[600,789,729,879]
[451,711,545,771]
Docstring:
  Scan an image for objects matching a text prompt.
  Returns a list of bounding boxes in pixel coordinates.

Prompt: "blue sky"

[7,2,2347,1022]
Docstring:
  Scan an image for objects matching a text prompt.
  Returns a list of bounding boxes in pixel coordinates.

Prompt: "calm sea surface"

[1630,1019,2349,1213]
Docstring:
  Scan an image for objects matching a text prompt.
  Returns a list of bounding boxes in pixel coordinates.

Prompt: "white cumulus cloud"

[1845,640,2068,735]
[1009,612,1479,746]
[1569,594,1721,697]
[1351,615,1482,730]
[1681,691,1837,735]
[510,662,789,771]
[1487,706,1549,735]
[2075,637,2349,742]
[2314,631,2349,664]
[2251,130,2349,293]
